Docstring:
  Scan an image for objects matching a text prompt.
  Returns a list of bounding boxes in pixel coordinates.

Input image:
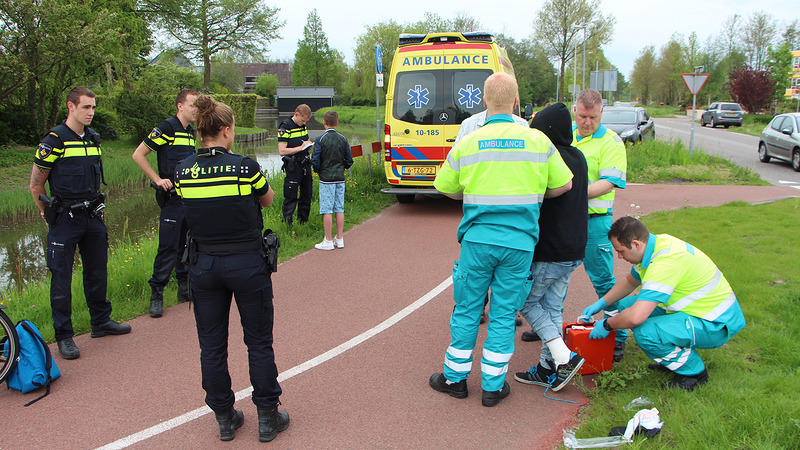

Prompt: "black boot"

[214,408,244,442]
[257,405,290,442]
[149,286,164,318]
[177,278,189,303]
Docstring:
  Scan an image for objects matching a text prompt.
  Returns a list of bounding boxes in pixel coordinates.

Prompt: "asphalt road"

[653,117,800,188]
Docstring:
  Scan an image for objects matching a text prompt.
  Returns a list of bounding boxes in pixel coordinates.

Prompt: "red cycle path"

[1,184,796,449]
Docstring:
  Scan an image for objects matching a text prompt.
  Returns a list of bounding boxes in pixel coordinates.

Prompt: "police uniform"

[278,117,312,223]
[609,233,746,375]
[572,124,627,342]
[34,123,112,341]
[174,147,282,413]
[143,116,196,295]
[434,115,573,392]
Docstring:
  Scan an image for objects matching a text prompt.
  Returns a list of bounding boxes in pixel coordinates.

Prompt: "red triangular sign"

[682,74,709,95]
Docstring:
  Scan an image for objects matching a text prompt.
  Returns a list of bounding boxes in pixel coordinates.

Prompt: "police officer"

[132,89,198,317]
[174,95,289,442]
[582,216,746,391]
[572,89,628,361]
[29,86,131,360]
[429,73,573,407]
[278,104,313,224]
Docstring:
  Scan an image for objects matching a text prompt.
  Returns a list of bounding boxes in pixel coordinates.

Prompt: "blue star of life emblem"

[458,84,481,108]
[407,85,429,109]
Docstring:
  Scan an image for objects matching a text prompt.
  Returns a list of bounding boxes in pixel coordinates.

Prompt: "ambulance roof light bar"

[398,32,495,46]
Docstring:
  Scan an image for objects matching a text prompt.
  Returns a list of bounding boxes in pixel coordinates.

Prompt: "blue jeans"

[519,260,582,368]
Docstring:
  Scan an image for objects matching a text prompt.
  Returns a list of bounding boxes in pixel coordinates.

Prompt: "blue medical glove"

[579,298,607,323]
[590,319,611,340]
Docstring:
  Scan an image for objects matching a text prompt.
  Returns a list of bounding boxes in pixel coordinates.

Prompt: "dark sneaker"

[613,340,627,362]
[57,337,80,360]
[429,373,468,399]
[481,381,510,407]
[665,369,709,391]
[515,313,523,326]
[514,363,555,387]
[521,330,541,342]
[91,319,132,338]
[552,352,585,392]
[648,362,672,373]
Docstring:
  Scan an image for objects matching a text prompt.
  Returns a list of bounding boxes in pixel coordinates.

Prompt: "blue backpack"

[4,320,61,406]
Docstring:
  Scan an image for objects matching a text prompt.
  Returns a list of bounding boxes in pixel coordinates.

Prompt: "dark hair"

[323,110,338,127]
[194,95,234,140]
[176,88,199,106]
[66,86,95,108]
[608,216,649,248]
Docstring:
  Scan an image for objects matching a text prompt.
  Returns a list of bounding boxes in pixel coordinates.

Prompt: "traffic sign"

[376,45,383,73]
[682,73,709,95]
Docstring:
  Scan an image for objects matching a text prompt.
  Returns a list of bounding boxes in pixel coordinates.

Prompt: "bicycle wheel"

[0,307,19,383]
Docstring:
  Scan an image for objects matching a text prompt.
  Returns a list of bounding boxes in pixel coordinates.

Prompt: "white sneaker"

[315,239,334,250]
[334,237,344,249]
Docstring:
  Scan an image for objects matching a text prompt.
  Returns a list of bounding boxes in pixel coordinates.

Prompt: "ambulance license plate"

[403,166,436,175]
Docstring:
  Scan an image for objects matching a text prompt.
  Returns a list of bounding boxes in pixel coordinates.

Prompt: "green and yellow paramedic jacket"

[572,124,626,215]
[631,233,746,338]
[434,114,573,251]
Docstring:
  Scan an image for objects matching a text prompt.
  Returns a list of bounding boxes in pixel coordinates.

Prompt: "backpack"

[4,320,61,406]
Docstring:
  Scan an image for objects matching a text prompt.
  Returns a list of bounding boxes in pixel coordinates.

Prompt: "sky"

[263,0,795,78]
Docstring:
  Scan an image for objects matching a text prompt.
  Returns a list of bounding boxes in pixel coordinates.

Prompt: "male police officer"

[582,216,746,391]
[30,86,131,360]
[132,89,198,317]
[429,73,573,407]
[278,104,313,224]
[572,89,628,361]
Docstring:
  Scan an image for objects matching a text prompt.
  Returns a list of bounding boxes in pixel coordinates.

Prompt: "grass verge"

[571,198,800,449]
[325,106,385,125]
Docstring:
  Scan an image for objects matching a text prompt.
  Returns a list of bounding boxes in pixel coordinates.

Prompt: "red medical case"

[562,322,616,375]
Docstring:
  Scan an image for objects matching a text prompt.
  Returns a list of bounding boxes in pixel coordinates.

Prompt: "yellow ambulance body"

[381,32,517,203]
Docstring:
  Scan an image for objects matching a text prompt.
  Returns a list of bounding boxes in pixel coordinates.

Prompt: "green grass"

[325,106,385,125]
[627,139,767,185]
[728,113,772,137]
[0,156,393,342]
[235,127,267,135]
[570,199,800,449]
[643,105,682,118]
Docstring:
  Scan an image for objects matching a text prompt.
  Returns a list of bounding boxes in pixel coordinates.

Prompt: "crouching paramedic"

[175,95,289,442]
[581,216,746,391]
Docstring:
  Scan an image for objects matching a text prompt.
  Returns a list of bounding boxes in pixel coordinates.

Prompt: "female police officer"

[174,95,289,442]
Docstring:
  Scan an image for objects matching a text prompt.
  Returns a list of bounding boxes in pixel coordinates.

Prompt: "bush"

[0,104,40,144]
[114,90,174,143]
[255,74,279,104]
[212,94,257,128]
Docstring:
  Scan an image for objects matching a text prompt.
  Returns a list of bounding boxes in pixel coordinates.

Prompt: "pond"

[0,120,381,291]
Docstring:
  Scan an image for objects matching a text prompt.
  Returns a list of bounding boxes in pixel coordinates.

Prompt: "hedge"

[212,94,257,128]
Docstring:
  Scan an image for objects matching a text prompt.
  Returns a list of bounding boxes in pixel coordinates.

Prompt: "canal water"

[0,119,381,291]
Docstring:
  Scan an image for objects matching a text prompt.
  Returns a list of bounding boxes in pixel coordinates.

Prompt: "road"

[653,117,800,188]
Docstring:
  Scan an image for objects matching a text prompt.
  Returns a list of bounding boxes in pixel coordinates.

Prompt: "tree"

[764,42,794,104]
[728,68,776,112]
[144,0,283,89]
[345,20,405,104]
[782,19,799,50]
[742,11,776,71]
[210,52,244,93]
[654,36,686,105]
[718,14,742,58]
[255,73,279,104]
[533,0,615,102]
[495,34,556,105]
[291,9,347,92]
[631,45,656,105]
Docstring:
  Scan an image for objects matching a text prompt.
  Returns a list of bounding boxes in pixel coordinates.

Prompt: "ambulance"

[381,32,520,203]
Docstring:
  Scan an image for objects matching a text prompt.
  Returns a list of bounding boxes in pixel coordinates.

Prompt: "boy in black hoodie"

[514,103,590,391]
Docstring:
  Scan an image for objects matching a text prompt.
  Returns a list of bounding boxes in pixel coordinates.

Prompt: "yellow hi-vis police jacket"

[572,124,626,215]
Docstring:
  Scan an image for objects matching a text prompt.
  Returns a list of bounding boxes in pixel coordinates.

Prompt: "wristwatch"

[603,319,613,331]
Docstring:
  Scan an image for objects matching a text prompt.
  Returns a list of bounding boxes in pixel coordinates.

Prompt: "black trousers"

[190,250,282,412]
[149,196,188,288]
[281,164,312,222]
[46,209,112,341]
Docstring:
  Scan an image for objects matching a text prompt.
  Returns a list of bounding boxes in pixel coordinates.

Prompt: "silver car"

[758,113,800,172]
[701,102,744,128]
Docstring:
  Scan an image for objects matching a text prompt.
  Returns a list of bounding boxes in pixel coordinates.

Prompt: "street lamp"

[575,25,587,91]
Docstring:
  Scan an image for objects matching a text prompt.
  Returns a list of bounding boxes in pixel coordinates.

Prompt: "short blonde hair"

[483,73,518,110]
[295,104,311,118]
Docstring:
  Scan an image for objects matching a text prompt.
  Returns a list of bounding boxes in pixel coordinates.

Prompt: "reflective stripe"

[483,348,513,364]
[450,150,549,171]
[598,168,626,180]
[666,269,722,312]
[546,143,557,158]
[445,359,472,372]
[655,346,690,371]
[642,280,675,296]
[701,292,737,321]
[463,193,544,205]
[588,199,614,209]
[612,134,623,144]
[447,346,473,359]
[652,248,670,259]
[480,362,508,377]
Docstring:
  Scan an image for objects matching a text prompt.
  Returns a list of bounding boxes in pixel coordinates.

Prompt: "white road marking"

[778,180,800,185]
[96,277,454,449]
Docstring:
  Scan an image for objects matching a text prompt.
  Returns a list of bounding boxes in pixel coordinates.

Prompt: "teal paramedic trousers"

[586,214,628,342]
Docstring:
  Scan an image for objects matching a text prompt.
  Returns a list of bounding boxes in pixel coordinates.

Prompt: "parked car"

[758,113,800,172]
[700,102,744,128]
[601,107,655,144]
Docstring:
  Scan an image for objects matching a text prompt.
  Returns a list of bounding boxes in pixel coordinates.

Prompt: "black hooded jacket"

[530,103,588,262]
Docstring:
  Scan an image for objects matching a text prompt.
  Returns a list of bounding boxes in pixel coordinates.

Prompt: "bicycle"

[0,304,20,383]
